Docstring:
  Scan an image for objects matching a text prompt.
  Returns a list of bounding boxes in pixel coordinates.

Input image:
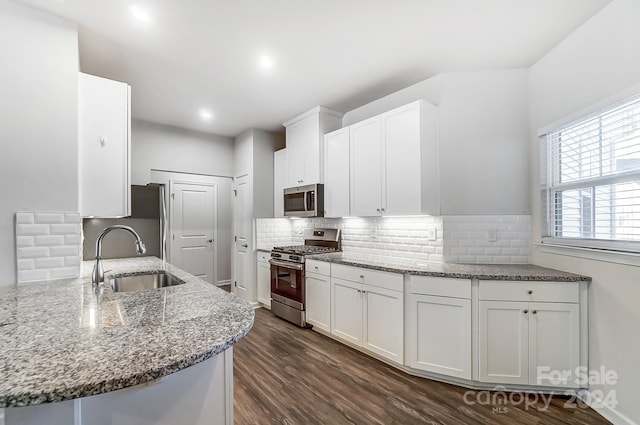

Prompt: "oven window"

[271,265,303,303]
[284,192,305,212]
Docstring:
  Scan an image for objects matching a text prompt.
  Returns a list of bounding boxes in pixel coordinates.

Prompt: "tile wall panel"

[15,212,81,283]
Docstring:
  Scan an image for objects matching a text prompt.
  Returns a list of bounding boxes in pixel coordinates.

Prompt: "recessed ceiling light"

[199,109,213,120]
[130,5,151,22]
[258,55,274,70]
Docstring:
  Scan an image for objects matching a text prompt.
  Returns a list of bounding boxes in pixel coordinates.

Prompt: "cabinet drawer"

[257,251,271,264]
[306,259,330,276]
[409,276,471,299]
[331,263,403,292]
[479,280,579,303]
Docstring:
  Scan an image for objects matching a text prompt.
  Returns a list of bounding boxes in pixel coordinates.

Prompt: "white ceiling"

[20,0,611,137]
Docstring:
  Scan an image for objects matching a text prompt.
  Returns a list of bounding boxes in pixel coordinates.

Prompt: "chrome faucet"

[92,225,146,286]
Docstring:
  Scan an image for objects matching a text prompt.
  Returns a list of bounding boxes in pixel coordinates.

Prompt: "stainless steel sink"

[110,271,186,293]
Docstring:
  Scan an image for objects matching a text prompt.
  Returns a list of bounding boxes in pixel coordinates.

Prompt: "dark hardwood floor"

[234,308,610,425]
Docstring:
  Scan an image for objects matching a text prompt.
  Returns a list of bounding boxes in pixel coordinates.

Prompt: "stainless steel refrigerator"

[82,185,167,261]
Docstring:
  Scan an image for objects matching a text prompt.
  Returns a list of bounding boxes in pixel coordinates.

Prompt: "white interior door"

[234,175,251,301]
[170,181,216,284]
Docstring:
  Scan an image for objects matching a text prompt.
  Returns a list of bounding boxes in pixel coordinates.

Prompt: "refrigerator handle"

[160,185,168,269]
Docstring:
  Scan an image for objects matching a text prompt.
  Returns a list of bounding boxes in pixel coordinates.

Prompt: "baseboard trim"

[216,280,231,287]
[578,390,638,425]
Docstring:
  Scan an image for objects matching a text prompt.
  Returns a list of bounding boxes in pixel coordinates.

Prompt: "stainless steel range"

[269,228,340,327]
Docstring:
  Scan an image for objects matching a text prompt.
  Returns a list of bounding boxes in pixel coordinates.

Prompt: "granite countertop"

[310,253,590,282]
[0,257,254,408]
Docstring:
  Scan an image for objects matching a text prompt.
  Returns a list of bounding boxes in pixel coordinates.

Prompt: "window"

[541,95,640,252]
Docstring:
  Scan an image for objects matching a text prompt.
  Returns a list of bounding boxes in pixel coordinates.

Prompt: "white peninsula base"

[3,348,233,425]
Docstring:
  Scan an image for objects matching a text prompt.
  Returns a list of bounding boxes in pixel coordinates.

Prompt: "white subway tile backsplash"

[50,267,79,279]
[443,215,531,264]
[50,245,79,257]
[34,213,65,224]
[256,214,531,265]
[50,223,80,235]
[16,236,34,248]
[17,247,50,258]
[35,235,65,246]
[15,212,81,283]
[16,224,49,236]
[15,213,34,224]
[17,259,34,271]
[35,257,65,269]
[18,269,50,282]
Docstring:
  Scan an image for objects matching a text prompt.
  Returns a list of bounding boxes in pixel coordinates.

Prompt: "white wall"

[343,69,530,215]
[253,130,285,218]
[529,1,640,423]
[131,119,234,185]
[0,2,79,287]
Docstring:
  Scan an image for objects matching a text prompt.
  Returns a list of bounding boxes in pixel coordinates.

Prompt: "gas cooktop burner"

[272,245,339,256]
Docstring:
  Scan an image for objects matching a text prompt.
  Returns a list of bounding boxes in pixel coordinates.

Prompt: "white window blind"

[541,94,640,252]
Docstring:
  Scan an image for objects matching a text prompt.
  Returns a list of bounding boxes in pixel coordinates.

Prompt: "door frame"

[168,179,218,285]
[232,174,254,302]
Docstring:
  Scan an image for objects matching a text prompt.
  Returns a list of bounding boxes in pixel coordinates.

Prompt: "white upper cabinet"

[350,117,382,216]
[324,128,350,217]
[79,73,131,217]
[349,100,439,217]
[273,148,287,217]
[283,106,343,187]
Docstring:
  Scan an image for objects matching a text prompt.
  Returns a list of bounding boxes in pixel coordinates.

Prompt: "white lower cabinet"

[331,278,363,344]
[406,276,472,379]
[305,259,331,332]
[256,252,271,309]
[330,264,404,364]
[362,284,404,363]
[478,280,581,388]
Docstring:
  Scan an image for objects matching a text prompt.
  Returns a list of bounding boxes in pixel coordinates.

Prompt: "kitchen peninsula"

[0,257,254,425]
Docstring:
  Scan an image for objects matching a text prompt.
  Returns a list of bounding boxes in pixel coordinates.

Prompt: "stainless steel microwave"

[283,184,324,217]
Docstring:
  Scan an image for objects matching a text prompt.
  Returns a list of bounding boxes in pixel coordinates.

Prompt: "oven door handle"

[269,259,304,270]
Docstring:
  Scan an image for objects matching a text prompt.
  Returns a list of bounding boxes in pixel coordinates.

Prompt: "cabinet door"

[273,149,288,217]
[79,73,130,217]
[382,102,422,215]
[350,117,382,216]
[324,128,350,217]
[257,263,271,308]
[306,272,330,332]
[407,294,471,379]
[286,120,306,186]
[286,117,320,186]
[363,284,403,364]
[479,300,529,385]
[529,302,580,388]
[331,278,363,345]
